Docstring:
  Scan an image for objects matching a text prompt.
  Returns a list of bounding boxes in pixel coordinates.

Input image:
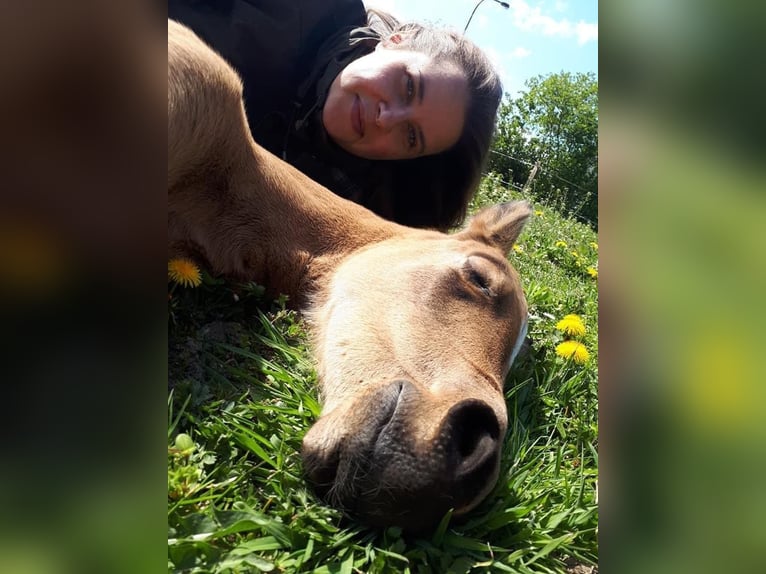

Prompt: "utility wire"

[489,149,594,195]
[479,171,525,192]
[478,168,597,227]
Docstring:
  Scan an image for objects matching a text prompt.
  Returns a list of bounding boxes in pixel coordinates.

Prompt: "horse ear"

[460,201,533,255]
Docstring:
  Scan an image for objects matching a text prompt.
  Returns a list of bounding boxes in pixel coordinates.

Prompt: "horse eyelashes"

[468,269,492,296]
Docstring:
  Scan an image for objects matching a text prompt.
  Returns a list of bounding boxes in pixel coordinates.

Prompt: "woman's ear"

[377,33,404,50]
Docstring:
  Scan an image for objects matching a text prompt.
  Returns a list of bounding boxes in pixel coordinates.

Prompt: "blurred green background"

[601,1,765,572]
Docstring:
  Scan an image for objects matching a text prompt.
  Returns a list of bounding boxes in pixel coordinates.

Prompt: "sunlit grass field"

[168,176,598,573]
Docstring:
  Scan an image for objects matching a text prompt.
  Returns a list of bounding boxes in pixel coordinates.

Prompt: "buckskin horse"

[168,20,531,532]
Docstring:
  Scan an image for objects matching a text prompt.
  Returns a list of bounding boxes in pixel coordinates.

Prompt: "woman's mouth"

[351,95,364,138]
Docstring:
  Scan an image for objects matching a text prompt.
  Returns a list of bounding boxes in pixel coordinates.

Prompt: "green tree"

[489,72,598,226]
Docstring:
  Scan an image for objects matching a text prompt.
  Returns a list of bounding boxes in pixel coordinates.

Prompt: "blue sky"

[364,0,598,98]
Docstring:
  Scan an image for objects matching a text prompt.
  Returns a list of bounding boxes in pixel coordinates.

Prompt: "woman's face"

[322,43,468,161]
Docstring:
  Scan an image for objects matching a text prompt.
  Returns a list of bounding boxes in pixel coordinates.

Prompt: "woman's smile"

[351,95,364,138]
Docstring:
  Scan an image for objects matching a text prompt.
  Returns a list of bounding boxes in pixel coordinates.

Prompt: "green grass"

[168,176,598,573]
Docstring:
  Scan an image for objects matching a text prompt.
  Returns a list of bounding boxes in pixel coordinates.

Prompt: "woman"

[168,1,502,230]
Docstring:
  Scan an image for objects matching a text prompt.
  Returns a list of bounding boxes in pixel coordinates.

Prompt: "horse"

[168,20,531,532]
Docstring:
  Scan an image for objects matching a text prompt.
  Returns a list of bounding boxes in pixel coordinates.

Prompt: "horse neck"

[196,142,403,303]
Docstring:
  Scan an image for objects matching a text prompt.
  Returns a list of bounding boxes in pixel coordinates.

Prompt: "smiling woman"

[322,42,468,160]
[167,0,502,230]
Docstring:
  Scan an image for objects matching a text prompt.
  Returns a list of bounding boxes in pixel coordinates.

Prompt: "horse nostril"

[443,400,501,479]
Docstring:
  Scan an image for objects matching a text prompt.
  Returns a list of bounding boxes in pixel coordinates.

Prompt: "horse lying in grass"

[168,20,531,532]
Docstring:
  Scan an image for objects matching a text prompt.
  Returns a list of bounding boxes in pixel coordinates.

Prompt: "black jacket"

[169,1,362,149]
[169,0,469,230]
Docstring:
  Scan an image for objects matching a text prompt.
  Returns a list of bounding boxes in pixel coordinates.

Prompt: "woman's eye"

[404,74,418,150]
[407,124,417,148]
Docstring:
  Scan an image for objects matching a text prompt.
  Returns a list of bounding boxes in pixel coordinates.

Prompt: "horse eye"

[468,269,492,295]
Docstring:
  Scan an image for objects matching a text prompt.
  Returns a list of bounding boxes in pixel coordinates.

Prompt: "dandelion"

[513,244,524,254]
[556,314,586,337]
[587,267,598,279]
[589,242,598,250]
[556,340,590,364]
[555,240,568,248]
[168,258,202,288]
[535,210,544,217]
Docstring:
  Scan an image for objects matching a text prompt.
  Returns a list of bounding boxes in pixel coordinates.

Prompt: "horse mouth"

[301,380,405,501]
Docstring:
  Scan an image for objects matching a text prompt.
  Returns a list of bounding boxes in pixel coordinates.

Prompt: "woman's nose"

[376,101,408,130]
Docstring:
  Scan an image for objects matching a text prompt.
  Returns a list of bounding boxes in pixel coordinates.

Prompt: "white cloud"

[575,20,599,45]
[508,0,597,44]
[509,46,532,59]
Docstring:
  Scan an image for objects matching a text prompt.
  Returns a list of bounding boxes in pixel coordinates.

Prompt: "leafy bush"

[488,72,598,227]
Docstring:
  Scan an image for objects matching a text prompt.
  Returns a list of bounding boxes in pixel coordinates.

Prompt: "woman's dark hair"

[361,9,503,230]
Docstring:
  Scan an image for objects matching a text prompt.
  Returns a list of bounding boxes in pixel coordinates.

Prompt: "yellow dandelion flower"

[589,242,598,250]
[556,314,586,337]
[570,250,580,258]
[168,258,202,288]
[513,244,524,254]
[587,267,598,279]
[555,240,568,248]
[556,340,590,364]
[534,210,544,217]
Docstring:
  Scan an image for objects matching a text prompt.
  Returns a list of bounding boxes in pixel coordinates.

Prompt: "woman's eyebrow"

[418,70,425,105]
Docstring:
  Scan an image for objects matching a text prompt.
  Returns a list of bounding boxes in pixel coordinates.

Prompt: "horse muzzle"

[301,379,504,532]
